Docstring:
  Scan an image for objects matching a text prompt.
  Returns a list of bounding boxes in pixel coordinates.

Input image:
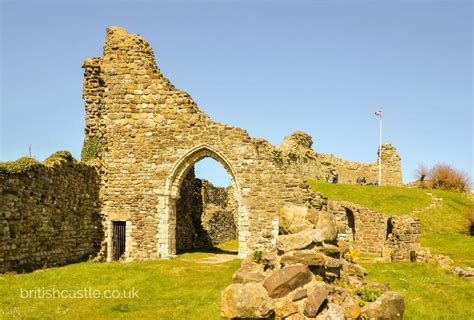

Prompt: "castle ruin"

[0,27,410,273]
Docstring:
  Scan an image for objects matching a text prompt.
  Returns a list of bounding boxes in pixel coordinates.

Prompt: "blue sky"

[1,0,472,187]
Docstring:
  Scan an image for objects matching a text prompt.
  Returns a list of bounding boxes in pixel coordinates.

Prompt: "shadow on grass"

[177,246,238,255]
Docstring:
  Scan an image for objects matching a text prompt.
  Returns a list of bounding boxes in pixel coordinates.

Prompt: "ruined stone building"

[0,27,412,273]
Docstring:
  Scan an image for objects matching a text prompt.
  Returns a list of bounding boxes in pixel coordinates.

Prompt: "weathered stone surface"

[304,285,328,317]
[273,295,302,319]
[222,227,404,320]
[315,211,338,242]
[342,261,368,278]
[221,283,273,319]
[432,254,454,271]
[325,256,342,269]
[292,288,308,301]
[280,204,318,234]
[361,291,405,320]
[281,251,326,267]
[263,265,313,299]
[276,230,315,252]
[232,262,266,284]
[453,266,474,278]
[344,303,362,319]
[318,244,341,258]
[327,303,345,320]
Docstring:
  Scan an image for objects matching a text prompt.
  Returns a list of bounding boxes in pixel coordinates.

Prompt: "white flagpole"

[378,113,382,186]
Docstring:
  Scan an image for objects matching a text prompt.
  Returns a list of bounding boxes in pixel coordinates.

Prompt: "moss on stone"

[81,137,102,162]
[0,157,42,174]
[44,150,75,167]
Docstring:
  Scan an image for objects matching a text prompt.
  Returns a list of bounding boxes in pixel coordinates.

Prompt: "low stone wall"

[329,201,388,255]
[0,152,102,273]
[386,215,422,261]
[329,201,420,261]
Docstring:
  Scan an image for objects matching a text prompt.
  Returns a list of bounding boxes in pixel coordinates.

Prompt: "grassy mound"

[307,179,432,216]
[308,179,474,266]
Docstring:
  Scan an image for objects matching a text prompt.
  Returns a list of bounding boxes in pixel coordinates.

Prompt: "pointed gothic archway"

[158,144,248,259]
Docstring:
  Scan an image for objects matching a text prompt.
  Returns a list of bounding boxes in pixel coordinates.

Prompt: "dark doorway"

[386,218,394,240]
[112,221,126,260]
[345,208,356,241]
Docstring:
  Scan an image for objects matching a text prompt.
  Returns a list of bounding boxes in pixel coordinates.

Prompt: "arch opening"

[345,208,356,241]
[175,159,237,253]
[161,145,247,258]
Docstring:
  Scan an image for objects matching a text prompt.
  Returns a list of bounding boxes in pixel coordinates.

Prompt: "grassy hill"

[308,179,474,266]
[309,179,474,319]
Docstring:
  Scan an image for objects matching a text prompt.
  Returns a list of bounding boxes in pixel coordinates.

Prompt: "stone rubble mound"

[221,205,405,319]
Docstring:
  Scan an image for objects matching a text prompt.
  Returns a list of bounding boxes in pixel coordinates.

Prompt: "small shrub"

[0,157,41,174]
[252,250,263,264]
[430,164,471,193]
[357,286,384,306]
[343,248,360,263]
[415,164,430,188]
[81,137,102,162]
[415,163,471,193]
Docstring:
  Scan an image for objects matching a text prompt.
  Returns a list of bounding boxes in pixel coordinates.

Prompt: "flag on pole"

[374,109,383,117]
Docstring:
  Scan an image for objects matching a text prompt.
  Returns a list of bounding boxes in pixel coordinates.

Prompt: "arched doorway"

[160,145,248,259]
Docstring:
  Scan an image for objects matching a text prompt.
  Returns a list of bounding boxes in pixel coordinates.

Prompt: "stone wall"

[201,181,238,245]
[0,153,102,273]
[329,201,420,261]
[279,131,403,186]
[385,215,422,261]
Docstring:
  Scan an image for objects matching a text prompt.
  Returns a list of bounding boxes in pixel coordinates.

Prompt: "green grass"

[215,239,238,252]
[308,179,474,266]
[417,189,473,267]
[0,252,241,319]
[307,179,432,216]
[363,262,474,319]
